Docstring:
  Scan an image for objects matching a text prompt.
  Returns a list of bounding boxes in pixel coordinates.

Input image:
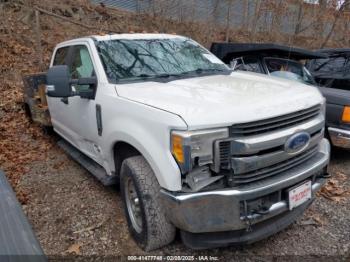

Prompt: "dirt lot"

[17,130,350,260]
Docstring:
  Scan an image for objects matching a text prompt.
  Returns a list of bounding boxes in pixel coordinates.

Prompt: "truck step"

[57,139,117,186]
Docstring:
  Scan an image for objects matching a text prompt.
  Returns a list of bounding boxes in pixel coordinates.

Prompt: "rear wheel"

[120,155,176,251]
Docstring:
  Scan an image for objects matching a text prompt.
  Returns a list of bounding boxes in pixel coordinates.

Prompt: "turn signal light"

[171,134,184,163]
[342,106,350,123]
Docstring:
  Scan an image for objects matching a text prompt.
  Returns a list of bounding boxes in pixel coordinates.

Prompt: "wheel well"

[113,142,141,176]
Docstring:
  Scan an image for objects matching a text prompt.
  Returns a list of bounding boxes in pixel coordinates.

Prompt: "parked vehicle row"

[307,49,350,149]
[210,43,350,151]
[24,34,331,250]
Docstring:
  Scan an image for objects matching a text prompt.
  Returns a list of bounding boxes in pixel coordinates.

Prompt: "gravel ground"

[18,137,350,261]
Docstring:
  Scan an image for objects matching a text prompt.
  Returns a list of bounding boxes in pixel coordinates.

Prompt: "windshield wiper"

[128,69,228,81]
[155,69,228,79]
[180,68,228,76]
[116,73,181,82]
[134,73,180,79]
[135,74,157,78]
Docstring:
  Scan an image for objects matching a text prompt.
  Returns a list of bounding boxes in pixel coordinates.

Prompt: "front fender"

[100,96,187,191]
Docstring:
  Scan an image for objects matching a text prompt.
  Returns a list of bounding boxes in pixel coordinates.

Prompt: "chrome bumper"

[160,139,330,233]
[328,127,350,149]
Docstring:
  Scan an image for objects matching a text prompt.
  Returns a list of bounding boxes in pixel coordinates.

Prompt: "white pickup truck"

[23,34,330,250]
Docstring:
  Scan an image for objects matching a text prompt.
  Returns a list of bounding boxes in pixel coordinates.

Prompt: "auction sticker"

[288,180,312,210]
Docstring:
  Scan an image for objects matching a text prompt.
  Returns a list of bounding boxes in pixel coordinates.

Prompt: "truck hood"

[116,72,324,129]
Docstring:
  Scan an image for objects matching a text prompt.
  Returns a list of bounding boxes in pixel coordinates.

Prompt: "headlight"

[171,128,229,174]
[342,106,350,123]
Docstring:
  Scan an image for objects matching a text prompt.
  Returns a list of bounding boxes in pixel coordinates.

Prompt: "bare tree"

[225,0,233,42]
[320,0,349,48]
[311,0,328,40]
[250,0,262,41]
[293,0,305,35]
[270,0,286,41]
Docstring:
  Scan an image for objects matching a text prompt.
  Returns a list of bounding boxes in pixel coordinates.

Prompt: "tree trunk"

[250,0,262,41]
[225,0,232,42]
[294,0,304,35]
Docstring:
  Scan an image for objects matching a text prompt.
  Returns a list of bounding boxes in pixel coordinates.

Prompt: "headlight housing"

[171,128,229,174]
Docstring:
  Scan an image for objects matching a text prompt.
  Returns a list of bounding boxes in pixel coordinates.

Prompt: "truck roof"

[210,42,327,64]
[57,33,186,47]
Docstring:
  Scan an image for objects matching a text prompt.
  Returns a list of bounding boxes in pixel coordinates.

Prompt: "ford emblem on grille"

[284,132,310,154]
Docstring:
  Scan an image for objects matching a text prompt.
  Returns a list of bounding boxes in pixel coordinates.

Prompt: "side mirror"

[71,77,97,99]
[77,77,97,86]
[46,65,72,97]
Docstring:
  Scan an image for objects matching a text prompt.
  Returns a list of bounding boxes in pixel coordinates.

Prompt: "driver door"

[47,44,103,164]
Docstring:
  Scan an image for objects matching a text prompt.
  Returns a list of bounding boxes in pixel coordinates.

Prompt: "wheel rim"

[124,176,143,233]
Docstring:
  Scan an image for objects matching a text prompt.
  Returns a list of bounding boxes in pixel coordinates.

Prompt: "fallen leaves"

[318,171,350,203]
[0,1,102,204]
[0,80,54,204]
[66,243,82,255]
[300,212,326,227]
[73,218,108,234]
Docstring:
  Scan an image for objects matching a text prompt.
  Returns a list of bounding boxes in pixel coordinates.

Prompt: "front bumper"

[328,127,350,149]
[180,200,313,249]
[160,139,330,237]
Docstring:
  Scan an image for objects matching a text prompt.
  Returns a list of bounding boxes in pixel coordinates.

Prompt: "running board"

[57,140,117,186]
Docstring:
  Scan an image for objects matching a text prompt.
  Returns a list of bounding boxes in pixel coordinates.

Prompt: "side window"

[233,56,263,73]
[70,45,95,91]
[311,57,346,73]
[53,47,69,65]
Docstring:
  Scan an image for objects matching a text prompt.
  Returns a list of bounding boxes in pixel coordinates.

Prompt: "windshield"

[96,38,229,83]
[264,57,315,85]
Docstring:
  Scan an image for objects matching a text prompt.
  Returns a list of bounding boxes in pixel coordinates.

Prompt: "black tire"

[120,155,176,251]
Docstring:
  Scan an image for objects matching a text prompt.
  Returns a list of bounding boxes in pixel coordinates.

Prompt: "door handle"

[96,104,102,136]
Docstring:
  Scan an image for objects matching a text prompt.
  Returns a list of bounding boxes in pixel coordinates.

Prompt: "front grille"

[218,140,231,169]
[214,104,324,185]
[230,105,321,137]
[231,146,318,185]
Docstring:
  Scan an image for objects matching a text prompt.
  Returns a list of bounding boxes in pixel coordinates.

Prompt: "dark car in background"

[210,43,324,86]
[307,49,350,149]
[210,43,350,149]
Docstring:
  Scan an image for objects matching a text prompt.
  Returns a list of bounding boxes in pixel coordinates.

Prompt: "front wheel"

[120,156,176,251]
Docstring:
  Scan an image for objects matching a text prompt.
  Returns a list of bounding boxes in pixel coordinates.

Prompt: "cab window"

[53,47,69,65]
[232,56,263,73]
[70,45,95,91]
[264,57,315,85]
